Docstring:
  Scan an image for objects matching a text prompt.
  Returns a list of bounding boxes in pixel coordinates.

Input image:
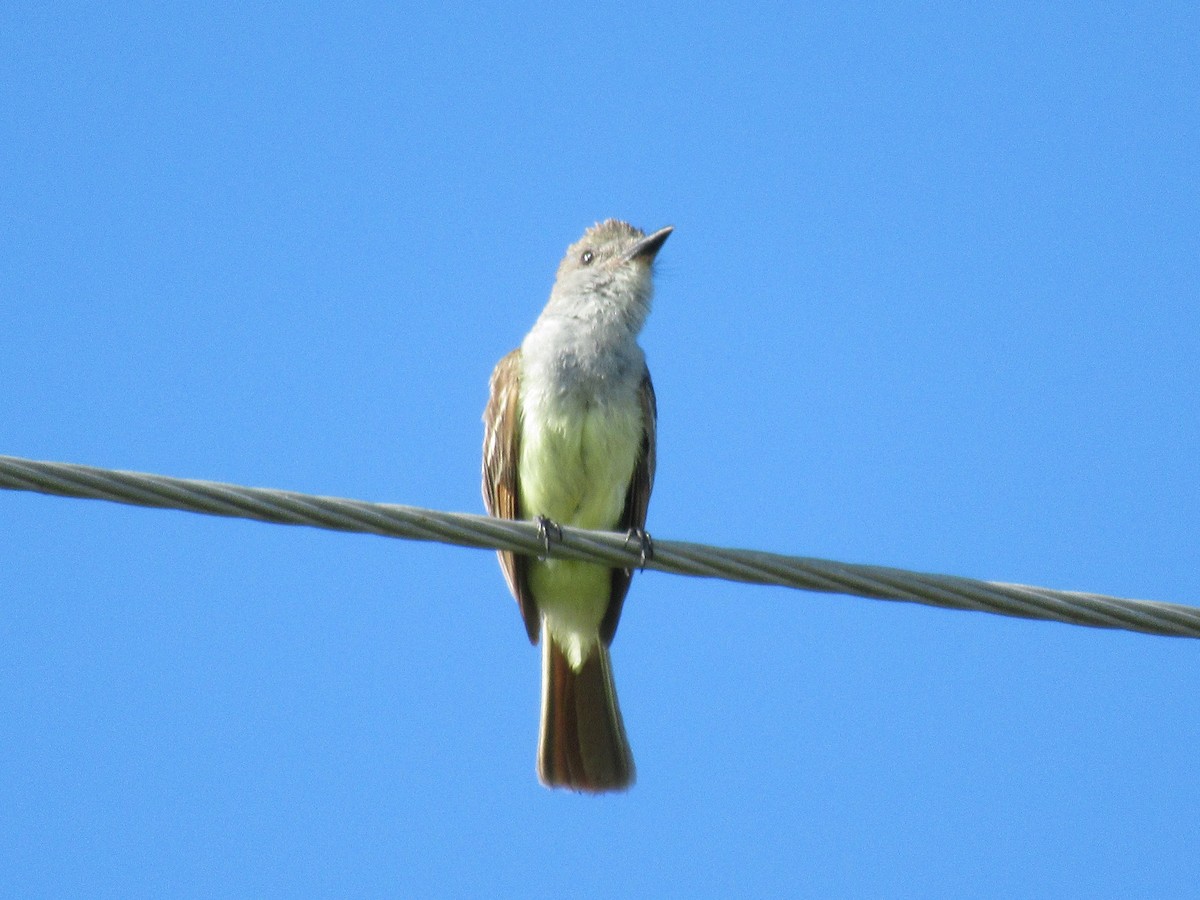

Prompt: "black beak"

[625,225,673,263]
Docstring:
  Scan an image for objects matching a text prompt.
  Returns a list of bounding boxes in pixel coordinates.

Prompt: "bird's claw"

[625,528,654,569]
[535,515,563,560]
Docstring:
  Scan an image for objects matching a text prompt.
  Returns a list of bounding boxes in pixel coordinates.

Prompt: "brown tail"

[538,635,635,793]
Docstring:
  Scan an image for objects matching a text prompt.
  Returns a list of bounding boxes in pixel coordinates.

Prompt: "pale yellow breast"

[517,393,644,663]
[517,396,642,531]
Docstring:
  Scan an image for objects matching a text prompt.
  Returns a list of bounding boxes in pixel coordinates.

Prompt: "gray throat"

[521,309,646,401]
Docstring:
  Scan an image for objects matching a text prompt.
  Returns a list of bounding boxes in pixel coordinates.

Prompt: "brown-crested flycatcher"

[482,219,672,792]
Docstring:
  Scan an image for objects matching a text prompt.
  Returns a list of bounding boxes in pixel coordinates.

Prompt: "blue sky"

[2,3,1198,896]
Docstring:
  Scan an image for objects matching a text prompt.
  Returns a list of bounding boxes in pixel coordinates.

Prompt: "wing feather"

[482,349,540,643]
[600,368,657,644]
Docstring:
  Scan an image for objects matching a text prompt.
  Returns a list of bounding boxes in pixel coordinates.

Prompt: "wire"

[2,454,1197,639]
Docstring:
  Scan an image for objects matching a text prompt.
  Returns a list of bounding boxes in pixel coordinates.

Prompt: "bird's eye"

[580,249,594,265]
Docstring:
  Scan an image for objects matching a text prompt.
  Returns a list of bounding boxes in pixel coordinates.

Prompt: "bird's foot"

[535,515,563,560]
[625,528,654,569]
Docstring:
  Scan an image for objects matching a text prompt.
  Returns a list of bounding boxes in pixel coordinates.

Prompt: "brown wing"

[600,367,657,645]
[482,348,540,643]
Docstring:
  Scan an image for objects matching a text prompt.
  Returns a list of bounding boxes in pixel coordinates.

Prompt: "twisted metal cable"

[2,454,1197,639]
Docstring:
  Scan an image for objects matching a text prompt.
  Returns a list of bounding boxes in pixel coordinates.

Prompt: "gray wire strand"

[2,454,1197,639]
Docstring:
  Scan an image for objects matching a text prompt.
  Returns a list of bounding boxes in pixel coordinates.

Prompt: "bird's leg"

[534,515,563,560]
[624,528,654,569]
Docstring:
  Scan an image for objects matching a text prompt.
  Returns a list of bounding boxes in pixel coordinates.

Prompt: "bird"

[482,219,671,792]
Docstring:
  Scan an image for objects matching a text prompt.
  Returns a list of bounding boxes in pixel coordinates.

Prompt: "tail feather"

[538,635,635,793]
